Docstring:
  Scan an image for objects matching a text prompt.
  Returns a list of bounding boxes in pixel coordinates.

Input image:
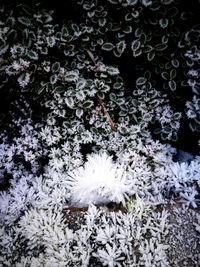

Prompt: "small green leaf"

[65,71,79,82]
[54,86,65,93]
[165,62,171,69]
[97,38,104,45]
[148,18,157,25]
[123,26,132,34]
[64,50,69,56]
[113,49,122,57]
[99,18,106,27]
[170,69,177,79]
[168,6,178,17]
[51,62,60,73]
[147,51,155,61]
[181,80,188,87]
[77,124,85,133]
[83,100,93,109]
[155,43,168,51]
[133,49,142,57]
[116,40,126,55]
[135,27,143,37]
[129,107,136,114]
[189,121,197,132]
[65,97,74,108]
[110,93,117,101]
[71,23,79,32]
[194,117,200,125]
[168,80,176,91]
[125,13,133,21]
[159,18,169,28]
[46,36,56,47]
[144,70,151,80]
[102,42,115,51]
[143,113,152,121]
[136,77,147,86]
[162,35,168,44]
[50,75,57,85]
[87,10,95,17]
[76,108,83,118]
[131,40,141,51]
[18,17,31,26]
[7,29,17,43]
[171,59,179,68]
[113,82,123,90]
[107,67,119,76]
[149,99,160,108]
[119,110,128,117]
[116,98,125,106]
[140,33,147,45]
[161,72,169,80]
[173,112,181,120]
[102,85,110,92]
[62,27,69,36]
[110,23,121,32]
[27,50,38,60]
[98,92,104,99]
[120,104,127,111]
[144,45,153,53]
[56,32,62,39]
[76,79,86,90]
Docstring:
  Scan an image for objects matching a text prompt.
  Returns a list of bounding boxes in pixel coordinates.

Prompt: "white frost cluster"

[67,153,130,207]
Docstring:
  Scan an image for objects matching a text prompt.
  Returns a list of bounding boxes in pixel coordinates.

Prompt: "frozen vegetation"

[0,0,200,266]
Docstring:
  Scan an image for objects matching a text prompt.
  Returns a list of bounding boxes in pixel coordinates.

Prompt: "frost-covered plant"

[180,26,200,132]
[1,115,200,265]
[44,60,121,124]
[0,4,55,93]
[0,196,171,266]
[67,153,131,206]
[1,0,200,144]
[113,75,182,141]
[0,99,45,190]
[0,1,200,265]
[72,0,200,144]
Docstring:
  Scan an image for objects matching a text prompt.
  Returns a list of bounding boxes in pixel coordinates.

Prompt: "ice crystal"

[67,153,130,207]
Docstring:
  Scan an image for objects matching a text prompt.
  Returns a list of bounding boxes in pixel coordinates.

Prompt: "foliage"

[0,0,200,266]
[1,1,200,144]
[72,0,200,142]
